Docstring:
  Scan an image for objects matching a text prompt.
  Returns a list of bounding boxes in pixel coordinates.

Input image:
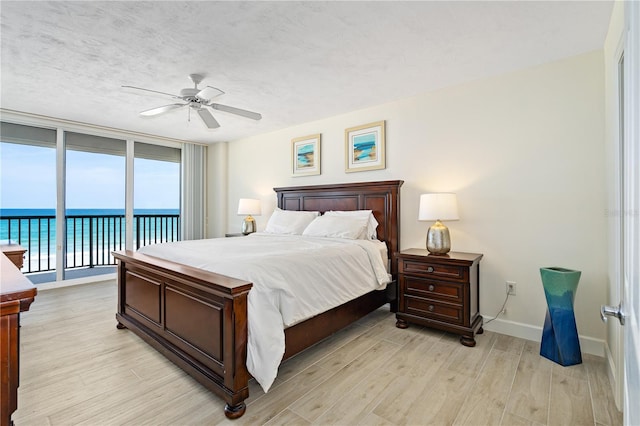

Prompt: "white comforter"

[137,233,390,392]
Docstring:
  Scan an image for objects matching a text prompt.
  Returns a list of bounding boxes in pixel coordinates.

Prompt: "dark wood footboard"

[113,250,253,419]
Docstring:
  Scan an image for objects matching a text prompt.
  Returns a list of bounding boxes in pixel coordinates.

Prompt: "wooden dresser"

[1,253,37,426]
[395,249,483,346]
[0,244,26,270]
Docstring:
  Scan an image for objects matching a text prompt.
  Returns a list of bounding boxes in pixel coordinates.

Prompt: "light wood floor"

[14,281,622,426]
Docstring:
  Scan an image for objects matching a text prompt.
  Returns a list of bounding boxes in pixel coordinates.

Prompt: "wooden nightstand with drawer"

[395,249,483,346]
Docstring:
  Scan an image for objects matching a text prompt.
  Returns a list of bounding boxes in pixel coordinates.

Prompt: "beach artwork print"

[297,143,315,169]
[345,121,385,173]
[352,132,378,163]
[292,134,321,176]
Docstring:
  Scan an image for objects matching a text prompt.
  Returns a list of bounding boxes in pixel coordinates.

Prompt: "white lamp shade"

[418,193,459,221]
[237,198,261,216]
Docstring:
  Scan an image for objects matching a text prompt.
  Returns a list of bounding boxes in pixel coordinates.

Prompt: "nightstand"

[225,233,247,237]
[395,249,483,347]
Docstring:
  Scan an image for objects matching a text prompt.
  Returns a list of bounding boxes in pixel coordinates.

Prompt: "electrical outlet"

[506,281,516,295]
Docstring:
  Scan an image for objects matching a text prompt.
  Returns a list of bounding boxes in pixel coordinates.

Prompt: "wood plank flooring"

[13,281,622,426]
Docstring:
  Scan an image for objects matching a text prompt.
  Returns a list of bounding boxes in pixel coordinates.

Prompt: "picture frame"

[345,120,385,173]
[292,134,321,176]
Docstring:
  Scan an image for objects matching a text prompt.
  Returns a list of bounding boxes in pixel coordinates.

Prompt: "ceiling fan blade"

[209,103,262,120]
[122,85,182,99]
[197,108,220,129]
[196,86,225,102]
[139,103,187,116]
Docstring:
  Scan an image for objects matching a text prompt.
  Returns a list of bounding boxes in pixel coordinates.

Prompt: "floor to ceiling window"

[0,120,183,285]
[134,142,181,249]
[64,132,126,279]
[0,123,57,275]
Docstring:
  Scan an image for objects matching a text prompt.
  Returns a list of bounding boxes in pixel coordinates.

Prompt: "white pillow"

[264,208,320,235]
[324,210,379,240]
[302,215,368,239]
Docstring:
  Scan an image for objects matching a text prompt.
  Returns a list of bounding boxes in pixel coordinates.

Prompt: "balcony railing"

[0,213,180,273]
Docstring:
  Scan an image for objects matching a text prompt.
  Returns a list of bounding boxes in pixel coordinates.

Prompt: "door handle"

[600,303,625,325]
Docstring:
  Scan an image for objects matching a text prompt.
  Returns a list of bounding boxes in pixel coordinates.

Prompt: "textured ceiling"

[1,1,613,144]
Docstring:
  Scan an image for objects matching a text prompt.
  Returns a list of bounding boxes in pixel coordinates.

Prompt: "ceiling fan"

[122,74,262,129]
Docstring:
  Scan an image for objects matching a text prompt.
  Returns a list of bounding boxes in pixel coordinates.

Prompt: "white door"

[602,3,640,424]
[621,2,638,423]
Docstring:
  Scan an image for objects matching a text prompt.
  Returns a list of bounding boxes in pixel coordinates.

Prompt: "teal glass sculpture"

[539,267,582,366]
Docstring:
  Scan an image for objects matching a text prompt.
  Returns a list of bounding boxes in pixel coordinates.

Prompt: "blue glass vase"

[540,267,582,366]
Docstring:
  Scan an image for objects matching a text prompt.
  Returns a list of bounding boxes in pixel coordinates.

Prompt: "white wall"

[216,50,607,352]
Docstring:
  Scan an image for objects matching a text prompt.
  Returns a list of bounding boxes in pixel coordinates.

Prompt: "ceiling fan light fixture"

[123,74,262,129]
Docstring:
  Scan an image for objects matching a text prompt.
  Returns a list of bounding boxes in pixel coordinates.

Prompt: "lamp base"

[426,220,451,255]
[242,216,256,234]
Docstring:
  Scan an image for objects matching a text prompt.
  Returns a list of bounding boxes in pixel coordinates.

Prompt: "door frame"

[607,10,626,410]
[621,1,640,423]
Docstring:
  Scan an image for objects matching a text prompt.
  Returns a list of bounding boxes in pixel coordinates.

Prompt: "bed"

[113,180,403,419]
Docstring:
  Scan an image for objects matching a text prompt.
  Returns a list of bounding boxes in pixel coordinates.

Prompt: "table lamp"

[237,198,261,234]
[418,193,459,255]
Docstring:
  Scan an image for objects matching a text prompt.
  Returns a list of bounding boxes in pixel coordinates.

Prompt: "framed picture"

[345,120,385,173]
[292,134,321,176]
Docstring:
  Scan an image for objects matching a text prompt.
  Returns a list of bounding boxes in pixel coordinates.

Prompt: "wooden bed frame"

[113,180,403,419]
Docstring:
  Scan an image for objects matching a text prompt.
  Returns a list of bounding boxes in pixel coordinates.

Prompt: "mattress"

[137,233,391,392]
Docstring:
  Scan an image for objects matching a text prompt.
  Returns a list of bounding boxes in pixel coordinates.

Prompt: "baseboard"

[36,273,117,291]
[604,340,624,410]
[483,316,605,357]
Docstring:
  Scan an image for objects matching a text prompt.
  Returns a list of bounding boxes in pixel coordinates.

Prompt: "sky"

[0,142,180,210]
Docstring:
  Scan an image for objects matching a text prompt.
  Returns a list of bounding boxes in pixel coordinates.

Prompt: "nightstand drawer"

[405,295,463,325]
[399,259,467,282]
[403,276,462,303]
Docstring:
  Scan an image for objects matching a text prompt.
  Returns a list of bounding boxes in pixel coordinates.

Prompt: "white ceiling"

[1,1,613,145]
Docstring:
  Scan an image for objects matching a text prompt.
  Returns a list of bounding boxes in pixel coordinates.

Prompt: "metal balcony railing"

[0,213,180,273]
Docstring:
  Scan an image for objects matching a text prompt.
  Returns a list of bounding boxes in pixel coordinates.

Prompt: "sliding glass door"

[0,123,57,275]
[133,142,181,249]
[64,132,126,279]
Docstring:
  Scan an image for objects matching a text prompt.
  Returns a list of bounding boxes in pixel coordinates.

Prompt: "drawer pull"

[426,266,434,273]
[428,284,435,292]
[428,305,435,312]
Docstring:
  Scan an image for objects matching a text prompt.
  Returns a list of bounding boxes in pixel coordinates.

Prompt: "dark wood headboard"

[274,180,403,275]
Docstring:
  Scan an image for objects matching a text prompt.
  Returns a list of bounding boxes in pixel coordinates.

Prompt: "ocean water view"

[0,208,180,217]
[0,208,180,274]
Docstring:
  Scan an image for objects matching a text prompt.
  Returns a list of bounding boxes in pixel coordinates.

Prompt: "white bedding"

[137,233,391,392]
